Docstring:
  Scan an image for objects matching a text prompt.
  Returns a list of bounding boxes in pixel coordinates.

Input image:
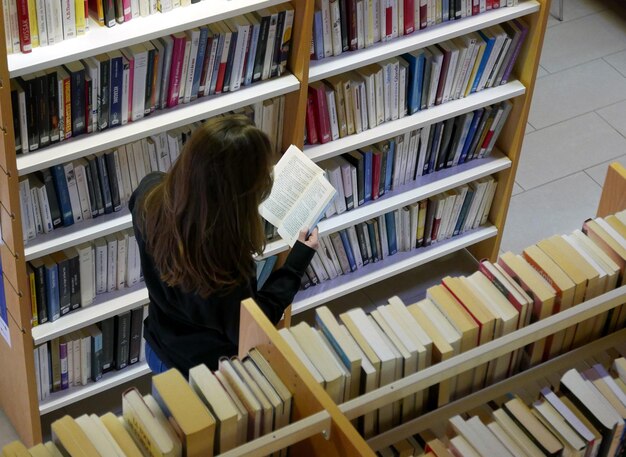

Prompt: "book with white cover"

[260,145,336,246]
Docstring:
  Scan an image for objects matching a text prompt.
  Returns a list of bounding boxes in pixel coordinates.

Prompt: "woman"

[129,114,318,376]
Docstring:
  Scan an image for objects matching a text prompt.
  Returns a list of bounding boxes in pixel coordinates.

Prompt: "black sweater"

[129,172,314,375]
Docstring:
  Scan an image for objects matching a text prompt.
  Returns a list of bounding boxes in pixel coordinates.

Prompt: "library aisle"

[1,0,626,448]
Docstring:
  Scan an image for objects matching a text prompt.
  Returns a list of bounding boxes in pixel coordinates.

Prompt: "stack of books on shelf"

[34,305,146,402]
[306,19,526,145]
[18,96,284,247]
[311,0,522,61]
[303,175,497,288]
[378,353,626,457]
[9,6,293,153]
[280,209,626,437]
[11,347,294,456]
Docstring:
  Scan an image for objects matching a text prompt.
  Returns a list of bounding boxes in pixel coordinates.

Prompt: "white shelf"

[32,282,149,345]
[8,0,288,78]
[39,362,150,414]
[309,1,540,83]
[291,225,498,315]
[17,75,300,176]
[305,80,526,163]
[24,209,133,261]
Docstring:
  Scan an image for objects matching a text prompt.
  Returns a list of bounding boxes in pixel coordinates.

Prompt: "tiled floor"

[2,0,626,448]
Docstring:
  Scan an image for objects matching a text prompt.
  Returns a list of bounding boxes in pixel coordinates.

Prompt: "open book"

[260,145,336,247]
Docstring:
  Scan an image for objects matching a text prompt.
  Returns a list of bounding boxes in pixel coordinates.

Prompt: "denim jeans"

[145,342,169,374]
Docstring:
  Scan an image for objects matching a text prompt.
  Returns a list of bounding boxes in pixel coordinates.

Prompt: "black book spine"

[355,223,370,265]
[32,263,48,324]
[366,221,379,262]
[379,149,387,197]
[91,329,103,381]
[99,317,115,372]
[423,124,436,175]
[343,153,365,206]
[66,66,86,136]
[103,0,116,27]
[99,59,110,130]
[37,74,50,148]
[339,0,349,51]
[144,48,154,114]
[87,158,105,216]
[10,88,21,153]
[104,152,121,211]
[22,77,39,151]
[47,72,60,143]
[252,16,269,83]
[270,11,285,78]
[95,155,113,214]
[38,169,62,229]
[83,161,98,218]
[114,311,131,370]
[114,0,124,23]
[57,259,71,316]
[128,307,143,365]
[68,255,80,311]
[222,31,238,92]
[85,76,92,133]
[455,0,462,18]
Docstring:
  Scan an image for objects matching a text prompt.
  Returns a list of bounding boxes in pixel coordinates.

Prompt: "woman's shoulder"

[129,172,166,212]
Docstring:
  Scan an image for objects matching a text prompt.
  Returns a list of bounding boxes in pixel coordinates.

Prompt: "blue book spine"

[442,0,449,23]
[403,53,420,115]
[471,33,495,94]
[363,149,373,202]
[191,27,209,99]
[109,55,123,127]
[385,212,398,255]
[244,24,260,86]
[366,223,378,261]
[313,10,324,60]
[415,53,425,113]
[453,189,475,236]
[50,165,74,226]
[209,34,225,95]
[459,109,483,164]
[316,317,352,369]
[385,139,395,192]
[427,123,443,173]
[339,230,357,272]
[45,262,60,322]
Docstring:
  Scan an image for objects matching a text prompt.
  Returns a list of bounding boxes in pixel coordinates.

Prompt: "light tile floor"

[2,0,626,448]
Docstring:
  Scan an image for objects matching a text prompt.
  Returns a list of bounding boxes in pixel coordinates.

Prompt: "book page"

[260,145,336,246]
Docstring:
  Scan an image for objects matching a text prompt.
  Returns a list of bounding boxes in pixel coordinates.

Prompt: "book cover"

[114,311,131,370]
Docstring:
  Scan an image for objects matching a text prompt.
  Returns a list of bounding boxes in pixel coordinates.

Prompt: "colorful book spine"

[167,33,186,108]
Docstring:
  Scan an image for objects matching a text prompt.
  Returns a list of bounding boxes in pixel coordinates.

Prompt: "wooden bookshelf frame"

[0,0,551,447]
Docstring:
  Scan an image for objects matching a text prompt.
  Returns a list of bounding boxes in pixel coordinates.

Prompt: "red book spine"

[347,0,357,51]
[371,152,381,200]
[167,35,186,108]
[404,0,415,34]
[305,95,319,145]
[477,262,524,317]
[385,3,393,39]
[309,85,331,144]
[16,0,32,52]
[441,279,484,341]
[122,0,131,21]
[435,48,451,106]
[431,215,442,242]
[486,0,493,9]
[215,35,231,94]
[472,0,480,15]
[419,0,427,29]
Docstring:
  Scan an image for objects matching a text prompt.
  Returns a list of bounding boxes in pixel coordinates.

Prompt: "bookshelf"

[0,0,550,447]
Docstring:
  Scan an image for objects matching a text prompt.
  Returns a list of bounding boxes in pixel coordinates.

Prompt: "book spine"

[57,259,71,316]
[385,211,398,254]
[339,229,357,272]
[50,165,74,226]
[167,36,186,107]
[115,312,130,369]
[59,340,69,389]
[128,307,143,364]
[16,0,32,52]
[91,329,103,381]
[45,263,60,321]
[96,155,113,213]
[33,264,48,323]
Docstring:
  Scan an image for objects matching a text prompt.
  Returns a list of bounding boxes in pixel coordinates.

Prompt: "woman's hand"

[298,228,319,251]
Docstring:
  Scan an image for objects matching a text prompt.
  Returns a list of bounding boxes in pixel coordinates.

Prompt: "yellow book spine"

[75,0,85,35]
[27,0,39,47]
[465,43,486,97]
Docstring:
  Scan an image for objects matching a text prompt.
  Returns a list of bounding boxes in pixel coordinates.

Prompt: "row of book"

[312,0,522,61]
[306,19,526,145]
[317,101,511,219]
[34,305,146,401]
[20,348,296,456]
[18,96,284,244]
[285,209,626,440]
[302,176,497,289]
[28,229,142,326]
[380,355,626,457]
[11,5,293,153]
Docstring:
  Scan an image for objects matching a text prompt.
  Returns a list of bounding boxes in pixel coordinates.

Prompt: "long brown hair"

[139,115,275,297]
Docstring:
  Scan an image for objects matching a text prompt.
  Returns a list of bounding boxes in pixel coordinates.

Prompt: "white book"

[347,226,364,269]
[34,0,48,46]
[94,238,108,294]
[115,232,127,290]
[77,243,94,306]
[319,158,346,214]
[126,230,141,286]
[317,239,339,279]
[105,235,118,292]
[182,28,200,103]
[356,0,364,49]
[154,133,171,172]
[317,0,333,58]
[428,46,443,108]
[146,138,159,172]
[329,0,342,55]
[440,41,460,104]
[81,58,99,132]
[227,18,250,92]
[43,0,62,45]
[7,0,21,52]
[139,0,149,15]
[127,44,148,121]
[121,54,130,124]
[63,163,83,223]
[478,28,507,92]
[117,146,132,202]
[73,162,92,220]
[463,179,489,232]
[29,187,43,234]
[326,87,340,141]
[398,59,407,119]
[177,35,192,103]
[200,28,218,95]
[61,0,76,39]
[36,184,53,233]
[34,348,42,401]
[372,0,380,43]
[262,11,278,80]
[38,343,50,399]
[379,213,389,258]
